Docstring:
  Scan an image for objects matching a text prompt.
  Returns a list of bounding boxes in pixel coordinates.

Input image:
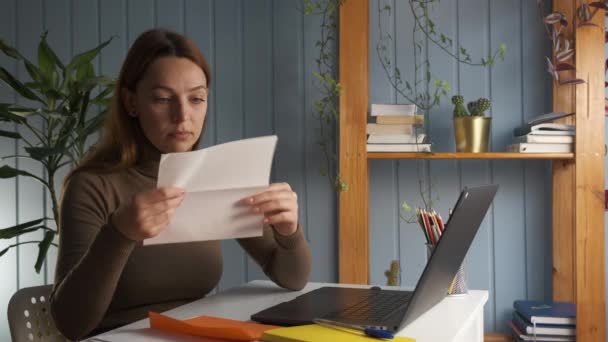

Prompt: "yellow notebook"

[261,324,415,342]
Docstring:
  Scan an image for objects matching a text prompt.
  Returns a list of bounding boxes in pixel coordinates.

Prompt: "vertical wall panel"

[0,0,18,338]
[185,0,215,148]
[156,0,184,33]
[490,0,527,332]
[368,0,399,286]
[127,0,154,47]
[458,0,495,332]
[272,0,307,276]
[243,0,273,282]
[393,0,432,289]
[16,0,45,289]
[43,0,72,284]
[521,0,551,302]
[215,0,246,291]
[303,0,337,282]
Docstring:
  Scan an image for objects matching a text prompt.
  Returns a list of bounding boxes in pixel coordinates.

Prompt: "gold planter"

[453,116,491,153]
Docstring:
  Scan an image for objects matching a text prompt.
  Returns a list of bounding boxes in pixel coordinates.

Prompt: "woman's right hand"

[111,187,185,241]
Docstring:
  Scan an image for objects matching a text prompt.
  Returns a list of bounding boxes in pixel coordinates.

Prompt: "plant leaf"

[555,63,576,71]
[0,227,42,240]
[0,218,44,239]
[35,230,55,273]
[24,146,66,160]
[0,130,22,139]
[559,78,586,86]
[0,67,43,102]
[66,36,114,71]
[0,246,9,257]
[38,33,56,83]
[0,39,25,59]
[39,32,65,71]
[589,2,608,9]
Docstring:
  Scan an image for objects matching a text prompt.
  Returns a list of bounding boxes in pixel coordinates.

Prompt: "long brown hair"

[68,29,211,178]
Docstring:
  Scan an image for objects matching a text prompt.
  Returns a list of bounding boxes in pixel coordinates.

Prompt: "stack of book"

[509,300,576,342]
[366,104,430,152]
[508,112,575,153]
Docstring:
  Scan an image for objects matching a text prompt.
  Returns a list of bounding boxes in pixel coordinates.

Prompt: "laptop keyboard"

[329,290,412,322]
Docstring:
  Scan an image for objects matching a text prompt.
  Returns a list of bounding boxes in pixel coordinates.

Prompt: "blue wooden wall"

[0,0,568,339]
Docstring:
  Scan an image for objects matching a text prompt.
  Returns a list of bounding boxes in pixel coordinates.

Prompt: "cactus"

[474,97,491,116]
[466,97,491,116]
[384,260,400,286]
[451,95,468,117]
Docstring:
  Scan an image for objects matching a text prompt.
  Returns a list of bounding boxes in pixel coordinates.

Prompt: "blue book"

[514,300,575,325]
[512,312,575,336]
[509,320,575,341]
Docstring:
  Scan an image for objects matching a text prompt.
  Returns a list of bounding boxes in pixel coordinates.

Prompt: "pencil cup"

[426,244,468,296]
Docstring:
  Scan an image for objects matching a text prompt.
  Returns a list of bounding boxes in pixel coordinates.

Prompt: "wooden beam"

[551,0,576,304]
[338,0,369,284]
[573,2,606,340]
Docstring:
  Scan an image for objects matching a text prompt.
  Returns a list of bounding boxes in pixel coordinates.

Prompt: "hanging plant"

[304,0,348,192]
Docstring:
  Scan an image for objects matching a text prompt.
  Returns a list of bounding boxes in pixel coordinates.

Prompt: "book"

[367,143,431,152]
[370,103,417,116]
[376,115,424,125]
[262,324,415,342]
[366,123,414,135]
[512,311,575,336]
[513,134,574,144]
[513,123,575,137]
[509,321,575,341]
[513,300,575,325]
[507,143,573,153]
[526,112,575,126]
[367,133,426,144]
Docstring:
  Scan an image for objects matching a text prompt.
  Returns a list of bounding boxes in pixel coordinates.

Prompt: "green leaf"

[83,112,106,137]
[0,165,36,179]
[35,230,55,273]
[75,62,95,82]
[66,36,114,71]
[0,67,43,102]
[25,146,66,160]
[0,218,44,239]
[39,32,65,71]
[23,60,44,84]
[0,39,24,59]
[0,246,9,257]
[0,111,26,124]
[0,227,41,240]
[0,130,22,139]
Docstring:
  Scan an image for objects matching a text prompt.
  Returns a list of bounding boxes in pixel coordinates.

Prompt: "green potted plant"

[0,32,114,273]
[451,95,492,153]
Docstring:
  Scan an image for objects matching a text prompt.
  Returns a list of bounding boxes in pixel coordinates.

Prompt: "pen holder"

[426,244,468,296]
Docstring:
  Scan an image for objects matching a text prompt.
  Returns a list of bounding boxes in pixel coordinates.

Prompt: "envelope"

[149,312,279,341]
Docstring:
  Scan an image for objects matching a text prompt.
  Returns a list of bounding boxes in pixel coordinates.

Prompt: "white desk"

[89,280,488,342]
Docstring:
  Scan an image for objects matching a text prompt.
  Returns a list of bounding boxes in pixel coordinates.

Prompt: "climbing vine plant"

[376,0,505,223]
[304,0,347,192]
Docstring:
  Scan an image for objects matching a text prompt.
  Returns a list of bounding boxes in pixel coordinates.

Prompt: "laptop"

[250,184,498,333]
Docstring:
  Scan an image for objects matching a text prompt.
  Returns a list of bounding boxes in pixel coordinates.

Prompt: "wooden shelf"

[367,152,575,160]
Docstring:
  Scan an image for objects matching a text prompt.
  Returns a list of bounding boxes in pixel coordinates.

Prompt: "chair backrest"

[7,284,69,342]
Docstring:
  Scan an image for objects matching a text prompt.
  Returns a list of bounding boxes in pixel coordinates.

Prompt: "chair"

[7,284,69,341]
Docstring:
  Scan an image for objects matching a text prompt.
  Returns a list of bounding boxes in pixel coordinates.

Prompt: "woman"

[50,29,311,340]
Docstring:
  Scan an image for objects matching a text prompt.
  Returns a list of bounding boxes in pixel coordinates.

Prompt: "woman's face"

[127,56,208,153]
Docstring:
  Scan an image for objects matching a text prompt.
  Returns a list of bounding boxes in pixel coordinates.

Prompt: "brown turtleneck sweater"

[50,158,312,340]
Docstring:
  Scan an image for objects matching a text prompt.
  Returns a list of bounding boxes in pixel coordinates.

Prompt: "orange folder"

[149,311,280,341]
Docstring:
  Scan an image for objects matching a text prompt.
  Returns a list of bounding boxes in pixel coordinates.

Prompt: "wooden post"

[338,0,369,284]
[573,2,606,340]
[552,0,576,304]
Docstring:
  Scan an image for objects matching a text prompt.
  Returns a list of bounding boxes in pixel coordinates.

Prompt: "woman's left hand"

[243,182,299,236]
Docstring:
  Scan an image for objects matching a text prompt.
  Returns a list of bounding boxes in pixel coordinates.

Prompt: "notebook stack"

[366,104,430,152]
[508,112,575,153]
[508,300,576,342]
